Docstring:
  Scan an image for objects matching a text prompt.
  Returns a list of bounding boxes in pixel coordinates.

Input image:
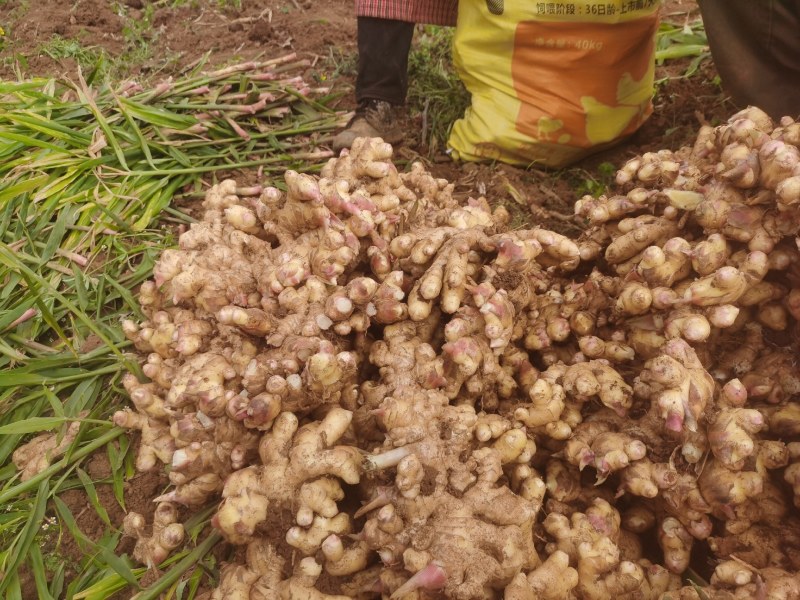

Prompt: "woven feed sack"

[449,0,660,167]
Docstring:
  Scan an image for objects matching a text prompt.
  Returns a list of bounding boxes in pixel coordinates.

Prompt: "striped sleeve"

[355,0,458,26]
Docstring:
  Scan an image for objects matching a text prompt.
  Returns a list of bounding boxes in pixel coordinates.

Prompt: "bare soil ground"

[0,0,735,595]
[0,0,356,79]
[0,0,732,225]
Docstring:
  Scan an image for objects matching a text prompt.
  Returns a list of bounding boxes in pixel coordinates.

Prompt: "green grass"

[406,25,469,156]
[655,18,713,84]
[571,161,617,198]
[31,7,181,83]
[0,61,344,598]
[0,1,34,72]
[321,25,469,156]
[34,0,248,83]
[324,46,358,81]
[37,35,107,72]
[110,1,183,80]
[37,35,110,76]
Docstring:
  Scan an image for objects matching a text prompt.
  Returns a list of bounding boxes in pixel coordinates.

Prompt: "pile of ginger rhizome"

[67,106,800,598]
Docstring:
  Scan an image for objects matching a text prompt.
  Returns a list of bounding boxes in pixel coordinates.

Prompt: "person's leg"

[356,16,415,105]
[697,0,800,119]
[333,17,415,151]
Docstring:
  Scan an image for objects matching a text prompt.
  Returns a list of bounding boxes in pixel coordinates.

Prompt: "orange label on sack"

[448,0,660,167]
[511,17,657,148]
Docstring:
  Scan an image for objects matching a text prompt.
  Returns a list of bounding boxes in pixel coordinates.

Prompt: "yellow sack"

[448,0,660,168]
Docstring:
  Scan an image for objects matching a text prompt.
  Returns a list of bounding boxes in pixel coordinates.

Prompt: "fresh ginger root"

[657,517,694,574]
[785,442,800,509]
[210,539,352,600]
[574,188,656,225]
[513,366,572,438]
[615,150,681,187]
[542,498,682,597]
[563,414,647,481]
[707,407,765,470]
[505,551,579,600]
[708,517,800,573]
[213,408,361,547]
[360,447,541,600]
[577,536,682,598]
[112,121,800,600]
[543,498,622,562]
[123,503,185,568]
[562,360,633,417]
[636,238,693,288]
[663,562,800,600]
[113,408,176,473]
[618,458,679,499]
[604,216,680,266]
[12,419,83,481]
[633,339,714,433]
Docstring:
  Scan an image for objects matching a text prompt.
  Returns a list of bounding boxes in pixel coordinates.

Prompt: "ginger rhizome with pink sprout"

[51,107,800,599]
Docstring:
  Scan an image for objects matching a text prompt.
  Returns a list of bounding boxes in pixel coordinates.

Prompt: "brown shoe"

[332,100,405,151]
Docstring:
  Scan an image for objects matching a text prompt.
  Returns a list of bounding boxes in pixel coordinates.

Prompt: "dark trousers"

[697,0,800,119]
[356,17,415,106]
